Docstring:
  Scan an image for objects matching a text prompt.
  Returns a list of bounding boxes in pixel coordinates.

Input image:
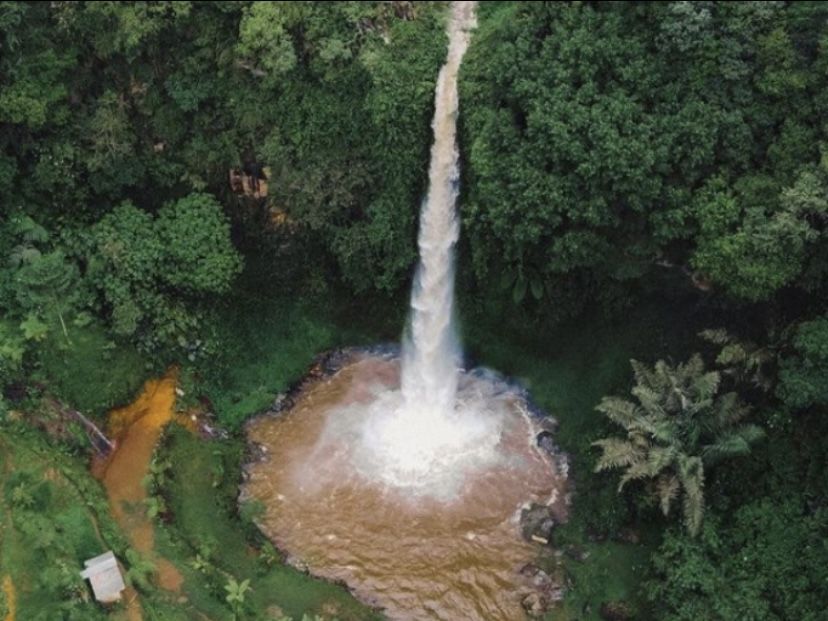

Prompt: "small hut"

[80,551,126,603]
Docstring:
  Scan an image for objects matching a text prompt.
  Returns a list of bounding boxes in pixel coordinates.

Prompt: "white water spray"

[400,0,476,416]
[341,1,511,494]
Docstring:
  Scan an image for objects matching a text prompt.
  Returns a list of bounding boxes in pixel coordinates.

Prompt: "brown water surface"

[244,356,567,621]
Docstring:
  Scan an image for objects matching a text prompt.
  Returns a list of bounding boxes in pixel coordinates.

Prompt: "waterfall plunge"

[350,1,506,496]
[400,0,475,416]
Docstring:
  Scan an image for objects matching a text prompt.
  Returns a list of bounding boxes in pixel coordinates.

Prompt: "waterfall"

[343,1,502,492]
[401,1,477,417]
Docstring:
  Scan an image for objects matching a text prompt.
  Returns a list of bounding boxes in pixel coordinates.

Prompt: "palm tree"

[592,354,764,536]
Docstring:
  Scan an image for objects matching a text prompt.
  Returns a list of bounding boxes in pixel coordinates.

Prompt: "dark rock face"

[537,430,559,454]
[520,503,557,542]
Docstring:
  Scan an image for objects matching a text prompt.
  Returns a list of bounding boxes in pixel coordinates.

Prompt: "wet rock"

[537,431,570,477]
[520,504,556,542]
[536,431,559,454]
[248,442,270,463]
[532,570,553,590]
[286,555,308,572]
[520,563,541,577]
[270,392,293,415]
[547,585,566,602]
[539,416,560,433]
[519,564,554,590]
[600,601,634,621]
[522,592,547,618]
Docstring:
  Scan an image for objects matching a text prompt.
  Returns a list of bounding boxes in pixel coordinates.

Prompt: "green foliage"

[224,576,252,618]
[461,2,828,307]
[647,500,828,621]
[691,164,828,300]
[89,194,241,353]
[0,426,127,621]
[778,316,828,410]
[593,356,764,535]
[35,323,148,416]
[236,3,297,79]
[125,548,157,592]
[157,193,243,295]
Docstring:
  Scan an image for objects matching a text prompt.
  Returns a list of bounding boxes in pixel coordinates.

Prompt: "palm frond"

[699,328,731,346]
[592,438,644,472]
[596,397,655,434]
[692,370,721,402]
[710,392,751,428]
[618,460,654,491]
[631,359,656,389]
[702,424,765,464]
[678,455,705,536]
[655,474,680,516]
[631,385,667,419]
[647,446,677,473]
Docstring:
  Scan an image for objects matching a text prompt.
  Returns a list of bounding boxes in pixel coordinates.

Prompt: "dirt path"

[2,574,15,621]
[94,371,185,620]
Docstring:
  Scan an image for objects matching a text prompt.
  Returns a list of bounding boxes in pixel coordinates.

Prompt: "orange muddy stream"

[244,356,568,621]
[93,372,184,620]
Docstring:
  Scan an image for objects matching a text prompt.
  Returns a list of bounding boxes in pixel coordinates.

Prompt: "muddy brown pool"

[243,355,567,620]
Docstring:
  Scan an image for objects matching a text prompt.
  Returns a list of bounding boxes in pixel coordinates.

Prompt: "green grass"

[548,540,653,621]
[35,322,150,417]
[200,286,407,429]
[157,425,381,620]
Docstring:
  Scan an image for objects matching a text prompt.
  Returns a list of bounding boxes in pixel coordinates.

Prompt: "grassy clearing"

[199,284,407,430]
[156,425,380,620]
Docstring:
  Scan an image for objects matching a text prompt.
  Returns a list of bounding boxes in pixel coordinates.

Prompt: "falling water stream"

[243,3,568,619]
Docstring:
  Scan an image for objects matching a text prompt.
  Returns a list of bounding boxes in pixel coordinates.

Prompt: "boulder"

[521,592,547,618]
[536,431,559,454]
[520,504,556,542]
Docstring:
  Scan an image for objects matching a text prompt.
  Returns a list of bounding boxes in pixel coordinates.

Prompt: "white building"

[80,551,126,603]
